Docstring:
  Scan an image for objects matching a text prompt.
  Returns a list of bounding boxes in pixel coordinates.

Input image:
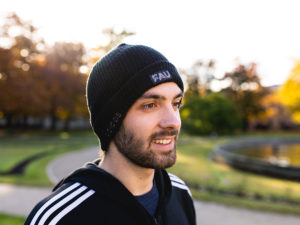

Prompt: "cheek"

[124,115,158,137]
[134,117,155,132]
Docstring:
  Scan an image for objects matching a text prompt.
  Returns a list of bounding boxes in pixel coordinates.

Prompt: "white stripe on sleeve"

[171,181,192,197]
[30,182,81,225]
[37,186,88,225]
[49,190,95,225]
[168,173,186,185]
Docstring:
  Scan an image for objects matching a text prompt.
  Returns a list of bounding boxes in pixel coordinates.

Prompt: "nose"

[159,106,181,130]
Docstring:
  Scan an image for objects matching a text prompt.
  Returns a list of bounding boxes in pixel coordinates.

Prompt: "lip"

[151,136,176,150]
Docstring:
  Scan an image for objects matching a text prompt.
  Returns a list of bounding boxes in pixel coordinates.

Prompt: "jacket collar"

[53,159,172,215]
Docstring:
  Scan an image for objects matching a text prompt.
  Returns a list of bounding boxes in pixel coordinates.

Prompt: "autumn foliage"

[278,60,300,123]
[0,13,132,130]
[220,63,267,130]
[0,13,298,133]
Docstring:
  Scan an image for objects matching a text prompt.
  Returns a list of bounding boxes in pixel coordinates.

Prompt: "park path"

[0,147,300,225]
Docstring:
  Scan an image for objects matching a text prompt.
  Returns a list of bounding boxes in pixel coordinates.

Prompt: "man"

[25,44,196,225]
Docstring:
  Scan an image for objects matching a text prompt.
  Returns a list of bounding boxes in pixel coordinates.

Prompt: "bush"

[181,92,241,135]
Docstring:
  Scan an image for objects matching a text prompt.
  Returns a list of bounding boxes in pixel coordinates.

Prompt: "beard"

[114,124,178,170]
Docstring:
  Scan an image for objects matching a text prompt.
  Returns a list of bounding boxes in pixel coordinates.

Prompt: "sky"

[1,0,300,87]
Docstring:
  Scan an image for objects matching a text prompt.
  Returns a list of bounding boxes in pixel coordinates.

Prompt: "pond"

[213,138,300,181]
[234,144,300,167]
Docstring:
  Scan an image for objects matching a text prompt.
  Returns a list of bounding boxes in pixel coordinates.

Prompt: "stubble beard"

[114,124,178,170]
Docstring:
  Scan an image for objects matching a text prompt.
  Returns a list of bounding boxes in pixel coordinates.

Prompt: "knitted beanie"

[86,43,184,150]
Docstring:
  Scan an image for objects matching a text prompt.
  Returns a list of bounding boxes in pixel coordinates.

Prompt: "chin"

[151,151,177,170]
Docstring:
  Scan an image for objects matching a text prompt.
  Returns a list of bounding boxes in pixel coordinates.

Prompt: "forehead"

[140,82,182,99]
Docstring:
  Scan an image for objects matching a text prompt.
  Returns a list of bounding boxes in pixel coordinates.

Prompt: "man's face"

[114,82,183,170]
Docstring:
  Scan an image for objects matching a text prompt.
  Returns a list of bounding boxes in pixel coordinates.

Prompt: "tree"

[220,63,267,130]
[0,12,135,130]
[278,60,300,123]
[0,13,46,128]
[181,59,216,98]
[42,42,87,130]
[181,92,241,135]
[88,27,135,65]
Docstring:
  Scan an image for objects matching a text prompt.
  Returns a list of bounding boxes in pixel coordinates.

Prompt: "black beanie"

[86,43,184,150]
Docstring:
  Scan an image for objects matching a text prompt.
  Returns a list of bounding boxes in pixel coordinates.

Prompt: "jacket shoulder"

[24,182,95,225]
[167,173,196,225]
[168,173,192,197]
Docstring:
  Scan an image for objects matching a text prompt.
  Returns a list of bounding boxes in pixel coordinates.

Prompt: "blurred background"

[1,0,300,224]
[1,0,300,131]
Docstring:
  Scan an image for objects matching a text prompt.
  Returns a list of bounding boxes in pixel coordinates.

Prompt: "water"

[235,144,300,167]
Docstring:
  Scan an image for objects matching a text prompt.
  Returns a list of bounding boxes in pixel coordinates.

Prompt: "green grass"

[168,132,300,215]
[1,130,300,214]
[192,190,300,215]
[0,213,25,225]
[0,130,98,186]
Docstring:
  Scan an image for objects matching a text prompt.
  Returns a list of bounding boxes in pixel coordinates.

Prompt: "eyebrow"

[139,92,183,101]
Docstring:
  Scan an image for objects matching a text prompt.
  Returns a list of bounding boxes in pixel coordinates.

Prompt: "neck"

[99,143,155,196]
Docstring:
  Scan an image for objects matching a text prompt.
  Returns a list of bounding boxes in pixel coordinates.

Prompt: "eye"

[142,102,157,110]
[173,99,182,109]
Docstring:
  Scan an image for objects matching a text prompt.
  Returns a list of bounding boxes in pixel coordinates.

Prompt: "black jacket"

[25,161,196,225]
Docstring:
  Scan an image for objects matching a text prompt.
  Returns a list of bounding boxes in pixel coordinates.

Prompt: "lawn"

[0,130,98,186]
[1,130,300,215]
[168,132,300,215]
[0,213,25,225]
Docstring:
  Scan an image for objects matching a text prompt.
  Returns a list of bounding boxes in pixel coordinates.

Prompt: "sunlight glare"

[21,63,30,71]
[79,65,89,74]
[8,26,22,37]
[20,49,29,57]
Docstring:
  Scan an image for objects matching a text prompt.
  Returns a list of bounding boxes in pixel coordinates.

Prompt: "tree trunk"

[50,112,57,131]
[63,118,70,131]
[22,115,28,129]
[5,113,12,128]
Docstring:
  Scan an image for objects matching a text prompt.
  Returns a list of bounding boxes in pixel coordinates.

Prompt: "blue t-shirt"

[135,180,159,217]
